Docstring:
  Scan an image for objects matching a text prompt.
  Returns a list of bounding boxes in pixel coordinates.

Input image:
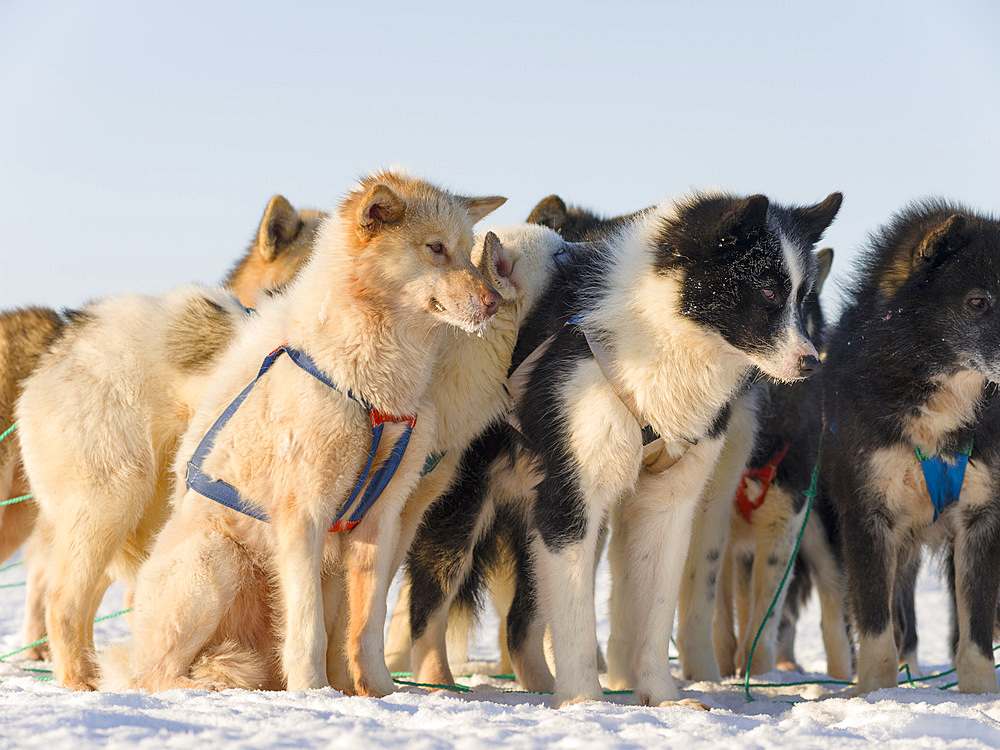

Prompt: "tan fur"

[112,172,507,696]
[715,482,806,676]
[676,389,759,682]
[11,197,319,689]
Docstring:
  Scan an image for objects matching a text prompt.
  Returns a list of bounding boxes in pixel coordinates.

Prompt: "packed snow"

[3,544,1000,748]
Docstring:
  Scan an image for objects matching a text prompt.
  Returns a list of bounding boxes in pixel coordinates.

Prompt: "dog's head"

[473,224,572,307]
[227,195,325,306]
[653,191,842,382]
[874,203,1000,382]
[527,194,645,242]
[337,172,506,333]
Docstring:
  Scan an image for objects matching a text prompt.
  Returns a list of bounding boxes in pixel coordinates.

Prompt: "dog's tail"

[190,640,270,690]
[99,640,269,691]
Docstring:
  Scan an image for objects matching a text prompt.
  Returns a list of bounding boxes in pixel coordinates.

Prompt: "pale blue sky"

[1,0,998,313]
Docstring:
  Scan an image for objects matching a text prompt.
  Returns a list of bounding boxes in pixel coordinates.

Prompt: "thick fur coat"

[822,201,1000,695]
[11,195,323,689]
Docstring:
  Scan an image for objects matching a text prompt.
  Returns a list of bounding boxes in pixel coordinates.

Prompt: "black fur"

[407,191,837,691]
[823,200,1000,682]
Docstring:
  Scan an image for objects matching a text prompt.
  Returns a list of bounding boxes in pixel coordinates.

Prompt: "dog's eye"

[427,242,445,255]
[761,288,780,305]
[967,296,988,313]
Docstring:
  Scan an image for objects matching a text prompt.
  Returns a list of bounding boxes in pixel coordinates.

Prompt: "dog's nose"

[481,288,501,317]
[797,354,822,376]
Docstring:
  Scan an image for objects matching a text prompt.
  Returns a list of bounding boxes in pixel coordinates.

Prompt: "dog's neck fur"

[430,237,556,452]
[585,209,749,443]
[903,370,985,455]
[283,217,444,417]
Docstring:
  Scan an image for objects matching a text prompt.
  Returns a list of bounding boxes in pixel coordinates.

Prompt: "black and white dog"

[409,190,840,707]
[822,201,1000,694]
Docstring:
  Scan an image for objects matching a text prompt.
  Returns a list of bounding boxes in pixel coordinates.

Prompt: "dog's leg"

[383,459,460,677]
[409,459,497,688]
[21,515,49,659]
[489,570,515,674]
[843,506,899,694]
[0,476,35,564]
[506,529,554,692]
[677,485,731,682]
[44,508,125,690]
[678,407,753,682]
[802,516,852,680]
[605,501,634,690]
[733,551,753,673]
[273,510,328,691]
[740,491,804,676]
[344,493,410,698]
[627,439,722,708]
[323,550,353,693]
[383,576,413,675]
[713,541,738,677]
[127,523,246,691]
[895,553,921,676]
[952,501,1000,694]
[531,514,606,707]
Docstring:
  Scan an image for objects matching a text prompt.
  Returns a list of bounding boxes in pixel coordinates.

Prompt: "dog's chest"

[867,443,994,534]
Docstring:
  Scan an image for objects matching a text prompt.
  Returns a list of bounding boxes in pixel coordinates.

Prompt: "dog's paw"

[23,643,49,661]
[775,659,802,673]
[657,698,711,711]
[62,675,99,692]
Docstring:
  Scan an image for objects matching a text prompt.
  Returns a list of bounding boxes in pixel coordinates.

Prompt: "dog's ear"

[479,231,518,300]
[796,192,843,246]
[719,194,770,242]
[815,247,834,295]
[256,195,303,262]
[358,183,406,236]
[915,213,967,267]
[460,196,507,224]
[527,195,569,232]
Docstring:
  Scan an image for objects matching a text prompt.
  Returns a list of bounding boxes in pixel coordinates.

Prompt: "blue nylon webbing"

[915,439,973,523]
[185,345,415,531]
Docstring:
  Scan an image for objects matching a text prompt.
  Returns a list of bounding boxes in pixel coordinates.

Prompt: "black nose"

[797,354,822,377]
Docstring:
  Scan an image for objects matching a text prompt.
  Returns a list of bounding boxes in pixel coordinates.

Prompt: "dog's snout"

[481,288,501,317]
[797,354,822,377]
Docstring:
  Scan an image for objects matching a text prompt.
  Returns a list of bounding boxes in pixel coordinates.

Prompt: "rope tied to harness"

[186,345,417,532]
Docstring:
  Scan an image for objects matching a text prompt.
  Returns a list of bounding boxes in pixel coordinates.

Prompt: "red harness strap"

[735,443,790,523]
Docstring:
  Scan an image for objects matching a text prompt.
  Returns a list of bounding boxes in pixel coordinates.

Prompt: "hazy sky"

[2,0,998,315]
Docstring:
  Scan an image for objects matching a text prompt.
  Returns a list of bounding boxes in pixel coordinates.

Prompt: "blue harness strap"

[185,345,417,532]
[915,438,974,523]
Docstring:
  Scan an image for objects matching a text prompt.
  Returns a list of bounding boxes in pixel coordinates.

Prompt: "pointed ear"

[257,195,302,262]
[915,213,966,267]
[527,195,569,231]
[461,195,506,224]
[358,183,406,236]
[719,194,770,241]
[796,192,843,245]
[478,231,517,299]
[815,247,834,295]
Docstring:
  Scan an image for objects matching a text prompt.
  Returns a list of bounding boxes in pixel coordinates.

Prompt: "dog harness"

[185,345,417,532]
[504,317,691,474]
[735,444,790,523]
[915,438,973,523]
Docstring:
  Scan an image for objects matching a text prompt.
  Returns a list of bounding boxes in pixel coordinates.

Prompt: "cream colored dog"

[13,195,323,688]
[107,172,505,696]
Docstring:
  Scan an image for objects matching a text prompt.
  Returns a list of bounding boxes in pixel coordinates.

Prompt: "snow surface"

[3,548,1000,749]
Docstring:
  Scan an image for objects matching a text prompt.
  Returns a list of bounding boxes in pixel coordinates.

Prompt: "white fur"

[532,201,777,708]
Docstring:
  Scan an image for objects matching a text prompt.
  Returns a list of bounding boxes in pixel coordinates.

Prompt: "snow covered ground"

[3,546,1000,749]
